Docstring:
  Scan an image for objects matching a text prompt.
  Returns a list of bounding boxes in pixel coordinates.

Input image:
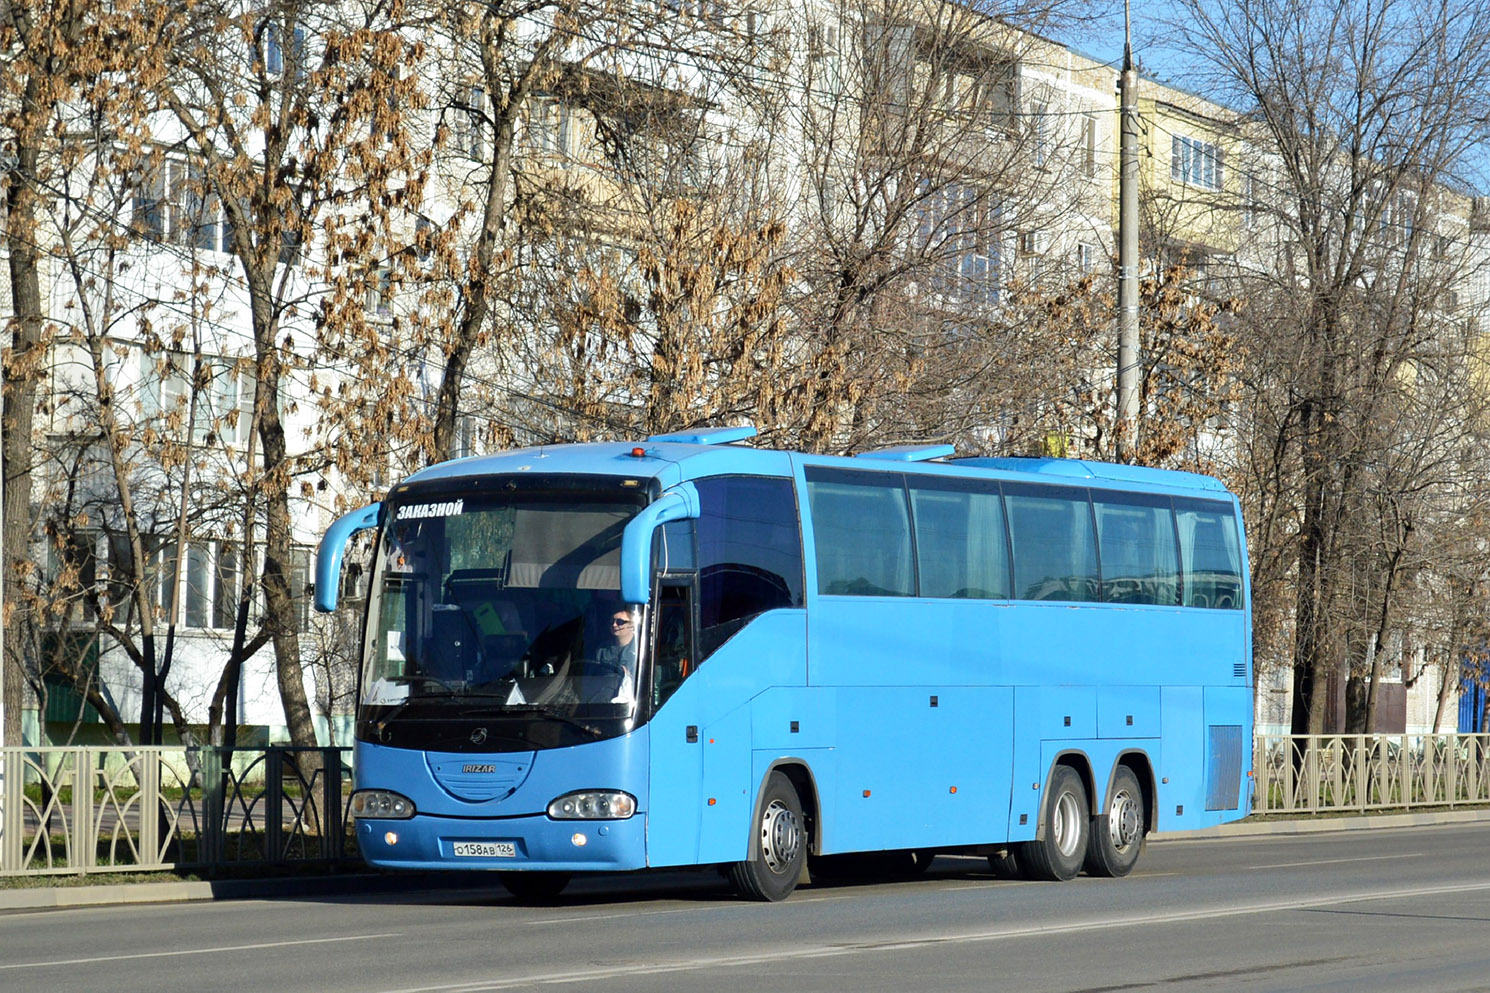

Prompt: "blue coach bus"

[315,425,1252,901]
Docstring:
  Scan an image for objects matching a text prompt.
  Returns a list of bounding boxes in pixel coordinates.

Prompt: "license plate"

[452,841,516,858]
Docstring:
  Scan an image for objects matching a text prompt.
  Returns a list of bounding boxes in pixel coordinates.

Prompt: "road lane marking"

[375,878,1490,993]
[0,932,403,971]
[1250,854,1423,869]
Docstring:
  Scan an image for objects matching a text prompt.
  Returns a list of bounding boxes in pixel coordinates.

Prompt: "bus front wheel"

[729,772,805,901]
[1023,765,1089,881]
[1084,765,1145,878]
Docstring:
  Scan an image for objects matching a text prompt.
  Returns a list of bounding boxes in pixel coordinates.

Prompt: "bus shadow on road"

[262,854,1018,910]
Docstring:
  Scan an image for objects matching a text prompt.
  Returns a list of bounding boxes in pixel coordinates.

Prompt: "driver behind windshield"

[586,604,640,703]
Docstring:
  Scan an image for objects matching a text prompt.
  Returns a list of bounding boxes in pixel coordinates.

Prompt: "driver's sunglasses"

[610,617,633,627]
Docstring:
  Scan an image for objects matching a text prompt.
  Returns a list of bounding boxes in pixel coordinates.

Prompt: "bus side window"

[1175,499,1244,609]
[653,584,695,709]
[695,475,804,658]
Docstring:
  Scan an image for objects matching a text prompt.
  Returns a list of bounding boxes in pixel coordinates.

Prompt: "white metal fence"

[0,745,353,877]
[1254,733,1490,814]
[4,735,1489,879]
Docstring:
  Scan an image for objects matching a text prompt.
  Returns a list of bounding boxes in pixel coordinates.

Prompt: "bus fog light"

[385,831,399,846]
[351,789,416,820]
[572,833,588,847]
[547,790,637,820]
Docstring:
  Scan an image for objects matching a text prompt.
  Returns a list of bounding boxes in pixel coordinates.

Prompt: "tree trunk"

[2,97,47,747]
[1432,652,1456,734]
[250,300,316,753]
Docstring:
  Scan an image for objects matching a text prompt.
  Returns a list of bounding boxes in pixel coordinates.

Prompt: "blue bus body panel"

[827,683,1014,852]
[645,610,809,867]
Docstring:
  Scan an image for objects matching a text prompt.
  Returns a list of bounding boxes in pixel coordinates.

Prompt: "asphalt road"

[3,823,1490,993]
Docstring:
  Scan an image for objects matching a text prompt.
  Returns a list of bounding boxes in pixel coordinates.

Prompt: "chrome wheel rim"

[1051,789,1083,858]
[1108,788,1141,852]
[759,799,802,874]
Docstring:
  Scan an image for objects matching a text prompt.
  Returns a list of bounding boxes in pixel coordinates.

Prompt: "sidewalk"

[0,869,496,913]
[4,808,1488,913]
[1154,806,1490,841]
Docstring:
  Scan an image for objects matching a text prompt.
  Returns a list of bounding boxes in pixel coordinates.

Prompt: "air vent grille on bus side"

[1205,725,1243,811]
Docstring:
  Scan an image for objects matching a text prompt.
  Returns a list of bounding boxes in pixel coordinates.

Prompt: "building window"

[1171,134,1223,191]
[1031,100,1050,167]
[131,157,228,253]
[45,531,99,621]
[291,547,313,633]
[366,267,393,318]
[1241,172,1260,229]
[1077,242,1098,272]
[214,544,240,629]
[185,544,212,628]
[142,352,255,447]
[975,59,1019,133]
[263,22,307,79]
[527,96,572,156]
[454,414,478,459]
[1083,114,1099,178]
[914,181,1001,304]
[451,84,485,161]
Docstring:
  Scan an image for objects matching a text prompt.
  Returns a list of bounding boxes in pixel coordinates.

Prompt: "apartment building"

[6,0,1484,746]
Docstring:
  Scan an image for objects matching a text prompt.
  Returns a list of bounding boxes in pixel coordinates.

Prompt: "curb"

[1153,807,1490,841]
[0,879,221,911]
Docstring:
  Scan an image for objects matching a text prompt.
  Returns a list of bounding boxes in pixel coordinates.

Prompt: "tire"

[498,871,571,902]
[1084,765,1146,878]
[728,772,806,902]
[987,845,1027,879]
[1022,765,1089,881]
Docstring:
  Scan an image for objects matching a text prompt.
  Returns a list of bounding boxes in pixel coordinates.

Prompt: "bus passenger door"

[646,581,704,865]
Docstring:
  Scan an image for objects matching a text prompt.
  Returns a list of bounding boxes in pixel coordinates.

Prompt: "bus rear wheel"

[499,871,571,902]
[1084,766,1145,878]
[729,772,805,901]
[1022,765,1089,881]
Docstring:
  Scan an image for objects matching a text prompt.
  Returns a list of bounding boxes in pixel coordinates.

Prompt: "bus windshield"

[359,485,649,751]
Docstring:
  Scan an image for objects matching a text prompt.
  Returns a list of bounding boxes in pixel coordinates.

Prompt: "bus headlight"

[547,790,637,820]
[351,789,416,820]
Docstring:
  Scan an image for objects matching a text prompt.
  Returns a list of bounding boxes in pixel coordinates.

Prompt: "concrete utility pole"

[1116,2,1141,461]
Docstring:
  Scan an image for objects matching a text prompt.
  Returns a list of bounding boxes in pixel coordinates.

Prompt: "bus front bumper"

[354,812,649,872]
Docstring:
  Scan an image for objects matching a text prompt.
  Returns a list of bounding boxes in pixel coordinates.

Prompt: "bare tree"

[158,0,432,752]
[1171,0,1490,732]
[2,0,178,745]
[774,0,1112,452]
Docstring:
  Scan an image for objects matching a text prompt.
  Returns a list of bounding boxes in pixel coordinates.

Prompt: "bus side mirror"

[620,484,699,604]
[315,503,382,612]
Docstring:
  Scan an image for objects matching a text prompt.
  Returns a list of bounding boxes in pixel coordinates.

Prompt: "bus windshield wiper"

[494,704,605,738]
[370,677,462,726]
